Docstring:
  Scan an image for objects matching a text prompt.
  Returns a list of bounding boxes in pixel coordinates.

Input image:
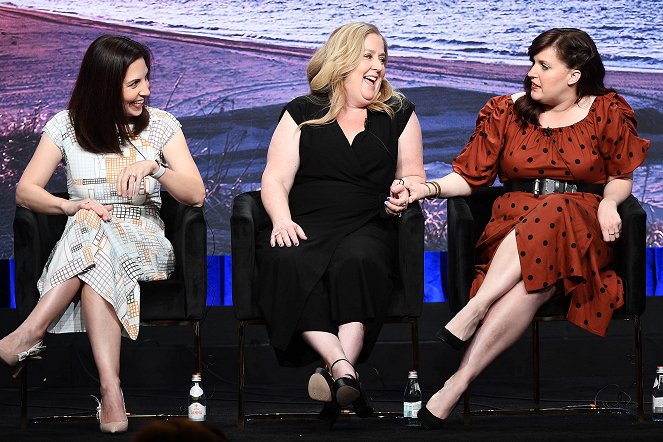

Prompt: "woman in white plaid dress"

[0,35,205,433]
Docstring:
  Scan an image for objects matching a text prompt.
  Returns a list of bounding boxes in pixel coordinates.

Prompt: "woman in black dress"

[257,22,425,415]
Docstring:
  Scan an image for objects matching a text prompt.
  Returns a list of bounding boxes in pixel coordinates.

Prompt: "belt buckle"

[566,183,577,193]
[532,178,558,195]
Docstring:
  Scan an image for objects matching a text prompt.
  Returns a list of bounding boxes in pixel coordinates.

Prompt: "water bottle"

[653,366,663,422]
[403,370,422,426]
[188,372,207,422]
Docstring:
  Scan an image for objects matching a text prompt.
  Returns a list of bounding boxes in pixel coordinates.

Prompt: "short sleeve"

[147,107,182,149]
[452,95,511,188]
[279,95,328,125]
[394,97,415,138]
[595,93,650,177]
[42,110,70,161]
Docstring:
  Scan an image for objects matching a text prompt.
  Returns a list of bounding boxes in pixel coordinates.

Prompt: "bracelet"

[423,182,433,198]
[425,181,441,199]
[152,160,167,179]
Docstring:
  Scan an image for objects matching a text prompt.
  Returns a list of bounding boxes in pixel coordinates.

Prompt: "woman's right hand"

[270,220,307,248]
[64,198,113,222]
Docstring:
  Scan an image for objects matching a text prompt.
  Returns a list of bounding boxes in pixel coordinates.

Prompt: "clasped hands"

[384,178,409,217]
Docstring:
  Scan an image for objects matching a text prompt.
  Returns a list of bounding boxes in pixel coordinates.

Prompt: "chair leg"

[194,321,202,374]
[410,317,420,371]
[635,315,644,422]
[532,320,540,411]
[463,388,471,425]
[238,321,246,429]
[19,364,28,429]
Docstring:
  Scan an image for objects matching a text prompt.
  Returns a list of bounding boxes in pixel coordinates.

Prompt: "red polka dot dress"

[452,92,650,336]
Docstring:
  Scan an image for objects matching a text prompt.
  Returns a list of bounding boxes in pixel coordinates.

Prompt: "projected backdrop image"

[1,1,662,301]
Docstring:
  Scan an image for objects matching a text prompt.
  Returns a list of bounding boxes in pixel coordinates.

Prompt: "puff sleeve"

[596,93,650,177]
[452,95,511,188]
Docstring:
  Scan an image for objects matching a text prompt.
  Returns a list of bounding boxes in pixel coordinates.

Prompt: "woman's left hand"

[597,198,622,242]
[384,178,409,217]
[116,160,159,198]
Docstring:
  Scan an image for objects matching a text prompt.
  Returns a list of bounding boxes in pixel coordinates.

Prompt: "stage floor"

[0,378,661,441]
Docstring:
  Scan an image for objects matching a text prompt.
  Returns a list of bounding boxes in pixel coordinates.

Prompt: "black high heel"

[308,366,334,402]
[435,327,467,351]
[417,404,446,430]
[330,359,360,407]
[351,384,374,418]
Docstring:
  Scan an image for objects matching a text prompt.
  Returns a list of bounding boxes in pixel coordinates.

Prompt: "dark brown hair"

[514,28,615,127]
[68,35,151,154]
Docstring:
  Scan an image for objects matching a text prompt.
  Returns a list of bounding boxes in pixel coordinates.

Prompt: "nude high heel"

[0,341,45,378]
[94,393,128,434]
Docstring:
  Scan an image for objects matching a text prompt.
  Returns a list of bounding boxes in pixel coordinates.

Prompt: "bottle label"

[404,401,422,418]
[653,396,663,414]
[190,384,204,397]
[188,402,206,421]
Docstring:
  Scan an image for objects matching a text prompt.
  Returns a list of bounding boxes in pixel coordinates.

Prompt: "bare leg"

[445,230,522,341]
[0,277,81,359]
[80,284,126,424]
[302,330,355,379]
[426,281,555,419]
[337,322,364,371]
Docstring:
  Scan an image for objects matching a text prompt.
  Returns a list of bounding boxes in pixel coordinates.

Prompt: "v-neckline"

[336,110,369,147]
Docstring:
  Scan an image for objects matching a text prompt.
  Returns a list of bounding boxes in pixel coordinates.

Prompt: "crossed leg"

[0,277,81,361]
[302,321,364,379]
[425,281,555,419]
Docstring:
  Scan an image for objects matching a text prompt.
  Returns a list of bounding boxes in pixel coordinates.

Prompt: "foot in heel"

[417,405,446,430]
[352,384,374,418]
[94,391,128,434]
[435,327,467,351]
[308,366,334,402]
[330,358,360,407]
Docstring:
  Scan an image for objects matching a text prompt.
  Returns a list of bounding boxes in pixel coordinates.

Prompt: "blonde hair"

[302,22,403,127]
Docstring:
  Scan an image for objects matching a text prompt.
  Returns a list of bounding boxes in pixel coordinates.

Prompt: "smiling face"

[527,46,580,107]
[343,32,386,108]
[122,58,150,117]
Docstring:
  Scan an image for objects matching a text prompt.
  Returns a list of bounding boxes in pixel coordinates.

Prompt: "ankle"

[330,358,356,380]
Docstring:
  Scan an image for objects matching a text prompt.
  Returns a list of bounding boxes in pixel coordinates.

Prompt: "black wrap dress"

[256,95,414,365]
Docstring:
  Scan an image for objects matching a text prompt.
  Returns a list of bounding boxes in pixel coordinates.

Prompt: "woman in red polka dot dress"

[405,28,650,430]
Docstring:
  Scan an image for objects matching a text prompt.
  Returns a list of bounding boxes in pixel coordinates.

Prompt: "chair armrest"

[158,192,207,319]
[616,194,646,315]
[446,197,477,314]
[395,202,425,316]
[178,204,207,318]
[13,207,43,320]
[13,204,68,321]
[230,191,266,319]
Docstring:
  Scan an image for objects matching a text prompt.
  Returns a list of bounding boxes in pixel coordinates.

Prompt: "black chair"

[230,190,424,428]
[447,186,646,422]
[12,191,207,428]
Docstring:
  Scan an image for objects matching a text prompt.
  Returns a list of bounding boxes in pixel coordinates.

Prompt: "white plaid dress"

[37,107,178,339]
